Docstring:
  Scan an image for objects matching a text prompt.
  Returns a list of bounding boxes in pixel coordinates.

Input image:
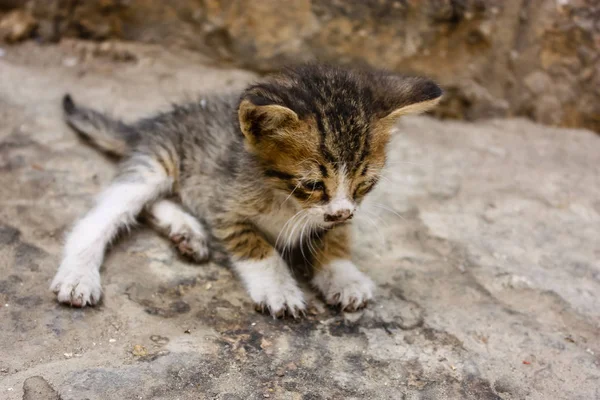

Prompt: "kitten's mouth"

[322,220,350,229]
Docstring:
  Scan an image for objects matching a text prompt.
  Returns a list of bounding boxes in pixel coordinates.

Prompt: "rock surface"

[1,0,599,132]
[0,41,599,400]
[22,376,61,400]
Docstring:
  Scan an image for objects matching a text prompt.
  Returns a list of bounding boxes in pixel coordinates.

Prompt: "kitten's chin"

[321,220,350,230]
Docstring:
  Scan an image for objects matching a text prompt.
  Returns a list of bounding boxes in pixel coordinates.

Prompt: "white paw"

[252,282,306,319]
[312,260,375,311]
[170,231,210,262]
[169,215,210,262]
[50,261,102,307]
[235,255,306,318]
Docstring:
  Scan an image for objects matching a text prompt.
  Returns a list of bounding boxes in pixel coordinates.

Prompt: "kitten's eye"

[302,181,325,191]
[353,180,377,198]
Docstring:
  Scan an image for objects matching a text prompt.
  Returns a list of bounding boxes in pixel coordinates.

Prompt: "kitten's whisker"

[305,232,322,269]
[285,212,309,256]
[281,181,302,207]
[285,211,309,257]
[359,210,386,247]
[296,214,314,263]
[367,209,388,227]
[368,202,408,222]
[275,211,296,251]
[375,174,393,184]
[299,216,311,264]
[307,232,318,255]
[275,209,305,254]
[300,219,321,271]
[294,158,320,168]
[384,161,432,167]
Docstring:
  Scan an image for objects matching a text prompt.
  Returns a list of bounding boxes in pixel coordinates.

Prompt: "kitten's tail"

[62,94,140,157]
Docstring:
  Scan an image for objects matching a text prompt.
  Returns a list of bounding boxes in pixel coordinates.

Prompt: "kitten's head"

[238,64,442,228]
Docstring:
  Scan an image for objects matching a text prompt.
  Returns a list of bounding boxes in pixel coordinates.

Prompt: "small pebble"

[64,353,73,359]
[286,362,297,371]
[63,57,78,67]
[132,345,148,357]
[150,335,169,345]
[109,338,116,343]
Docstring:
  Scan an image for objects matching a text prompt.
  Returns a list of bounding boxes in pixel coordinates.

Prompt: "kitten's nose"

[324,209,353,223]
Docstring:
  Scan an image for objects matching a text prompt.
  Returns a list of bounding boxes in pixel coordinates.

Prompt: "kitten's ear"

[238,95,300,145]
[375,75,443,124]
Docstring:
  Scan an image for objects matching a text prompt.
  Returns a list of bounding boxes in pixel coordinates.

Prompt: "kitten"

[50,64,442,317]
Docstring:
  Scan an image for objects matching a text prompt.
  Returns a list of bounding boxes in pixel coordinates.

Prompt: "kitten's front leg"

[311,226,375,311]
[214,221,305,318]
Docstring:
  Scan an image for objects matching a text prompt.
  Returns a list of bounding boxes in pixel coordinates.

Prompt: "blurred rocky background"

[0,0,598,132]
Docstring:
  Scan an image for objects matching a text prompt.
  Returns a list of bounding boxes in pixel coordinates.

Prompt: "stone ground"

[0,40,599,400]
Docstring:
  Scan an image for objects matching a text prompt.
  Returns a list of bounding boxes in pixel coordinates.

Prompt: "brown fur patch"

[213,221,273,261]
[312,226,352,270]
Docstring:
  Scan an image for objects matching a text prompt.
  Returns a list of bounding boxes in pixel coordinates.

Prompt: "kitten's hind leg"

[51,156,173,307]
[145,199,210,263]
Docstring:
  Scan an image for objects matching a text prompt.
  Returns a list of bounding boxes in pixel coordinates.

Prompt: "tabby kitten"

[51,64,442,317]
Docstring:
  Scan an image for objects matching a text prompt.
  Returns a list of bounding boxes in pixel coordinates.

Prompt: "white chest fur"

[252,196,314,251]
